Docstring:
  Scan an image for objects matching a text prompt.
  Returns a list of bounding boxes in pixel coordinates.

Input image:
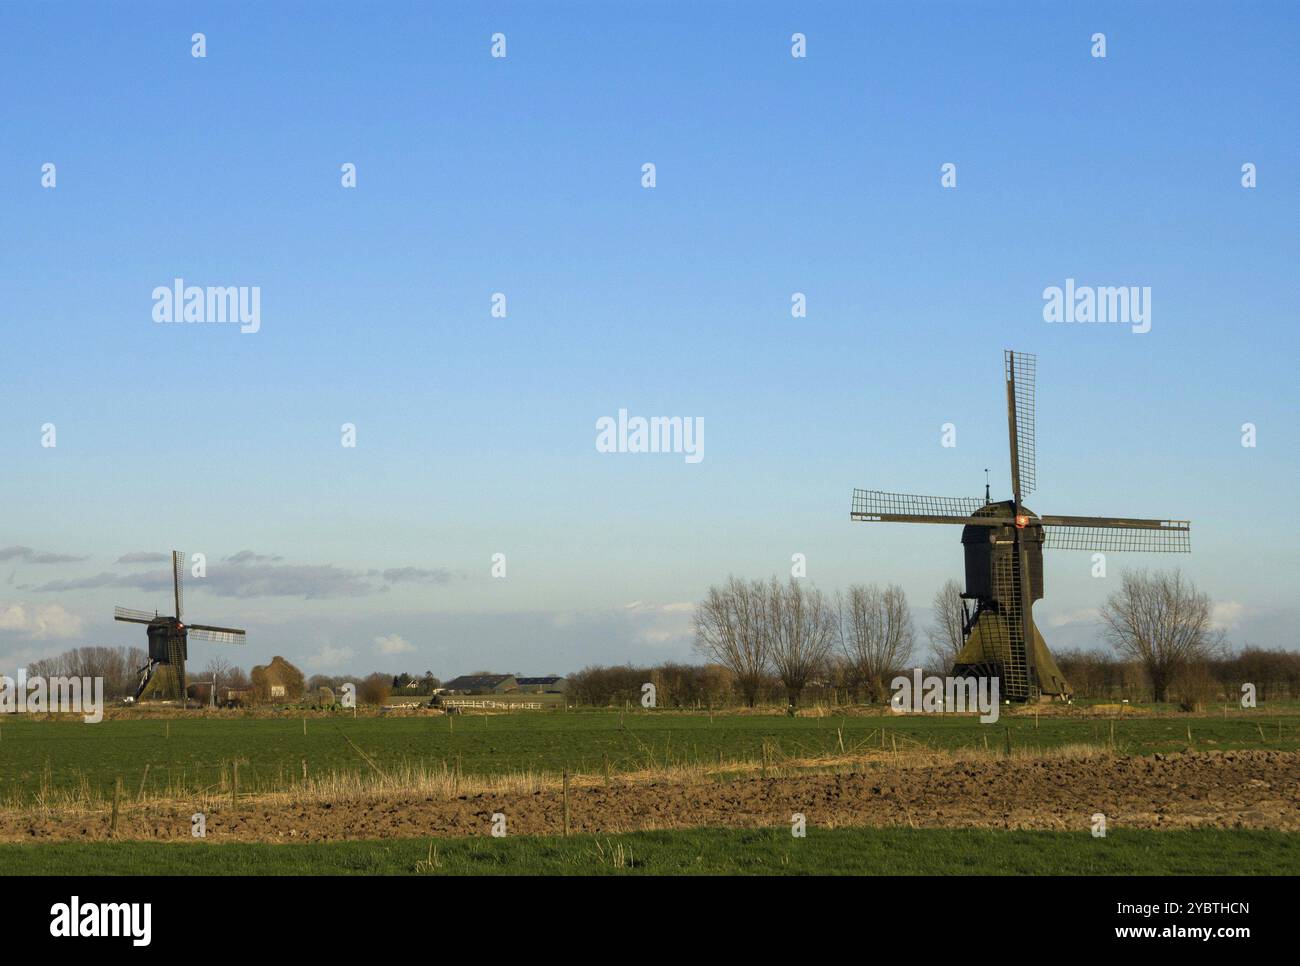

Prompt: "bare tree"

[835,583,916,702]
[1099,569,1217,703]
[693,576,770,707]
[767,578,836,709]
[203,656,234,689]
[926,579,966,671]
[28,645,148,699]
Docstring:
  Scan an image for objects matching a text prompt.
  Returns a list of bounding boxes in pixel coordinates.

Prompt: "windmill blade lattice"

[114,606,157,623]
[189,626,247,645]
[173,550,185,621]
[1004,349,1037,498]
[851,490,986,520]
[1043,522,1190,552]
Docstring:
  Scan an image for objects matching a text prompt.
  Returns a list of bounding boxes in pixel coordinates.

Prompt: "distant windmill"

[851,350,1190,701]
[113,551,246,701]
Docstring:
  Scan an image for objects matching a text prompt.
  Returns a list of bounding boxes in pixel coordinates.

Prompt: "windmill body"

[952,500,1069,698]
[851,350,1190,702]
[113,551,246,702]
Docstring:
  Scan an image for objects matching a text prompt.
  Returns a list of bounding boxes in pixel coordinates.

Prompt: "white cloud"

[1211,601,1245,630]
[305,644,355,668]
[621,600,695,647]
[0,546,85,564]
[624,600,693,614]
[0,602,84,640]
[1047,608,1098,628]
[33,554,447,600]
[116,551,170,564]
[373,633,414,655]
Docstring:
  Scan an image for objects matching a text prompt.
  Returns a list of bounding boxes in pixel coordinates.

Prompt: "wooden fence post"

[562,770,571,837]
[110,777,122,837]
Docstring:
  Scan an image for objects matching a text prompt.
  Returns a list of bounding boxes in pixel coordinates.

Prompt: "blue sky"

[2,1,1297,678]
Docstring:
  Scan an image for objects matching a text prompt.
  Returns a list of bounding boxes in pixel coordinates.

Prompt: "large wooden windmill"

[851,349,1190,701]
[113,551,247,701]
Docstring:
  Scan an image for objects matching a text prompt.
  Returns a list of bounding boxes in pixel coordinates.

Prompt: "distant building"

[441,674,517,695]
[250,656,305,703]
[515,676,567,694]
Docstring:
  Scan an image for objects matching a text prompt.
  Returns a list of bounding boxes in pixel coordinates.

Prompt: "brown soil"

[4,749,1296,843]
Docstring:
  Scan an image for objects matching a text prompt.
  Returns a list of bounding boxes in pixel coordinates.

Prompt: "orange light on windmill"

[1015,514,1029,529]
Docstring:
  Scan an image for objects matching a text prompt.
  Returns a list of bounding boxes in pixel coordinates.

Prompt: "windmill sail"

[189,625,247,645]
[1041,516,1190,552]
[1004,349,1036,502]
[114,606,157,624]
[173,550,185,621]
[851,490,996,526]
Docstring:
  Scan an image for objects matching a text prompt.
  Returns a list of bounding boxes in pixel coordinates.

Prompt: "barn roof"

[443,674,515,691]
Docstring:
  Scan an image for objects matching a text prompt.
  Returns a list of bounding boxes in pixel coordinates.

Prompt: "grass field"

[2,827,1295,875]
[1,706,1297,804]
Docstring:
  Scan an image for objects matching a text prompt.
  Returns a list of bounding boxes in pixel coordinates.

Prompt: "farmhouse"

[441,674,517,695]
[515,676,567,694]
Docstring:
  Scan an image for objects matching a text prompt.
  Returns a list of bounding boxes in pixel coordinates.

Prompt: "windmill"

[113,551,247,702]
[850,349,1190,702]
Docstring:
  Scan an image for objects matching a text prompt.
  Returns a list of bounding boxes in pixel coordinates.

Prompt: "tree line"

[692,576,926,707]
[17,569,1291,710]
[571,569,1285,709]
[1055,645,1300,706]
[26,646,149,700]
